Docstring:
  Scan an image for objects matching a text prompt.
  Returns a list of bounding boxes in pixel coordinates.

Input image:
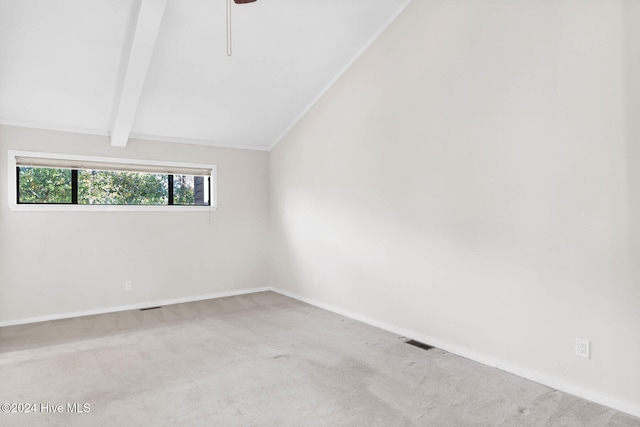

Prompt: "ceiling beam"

[111,0,168,147]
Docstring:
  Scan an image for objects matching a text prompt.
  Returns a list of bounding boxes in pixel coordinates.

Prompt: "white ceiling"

[0,0,410,150]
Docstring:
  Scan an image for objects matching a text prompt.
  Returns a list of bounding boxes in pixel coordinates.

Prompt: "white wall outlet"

[124,280,132,291]
[576,337,590,359]
[314,276,319,287]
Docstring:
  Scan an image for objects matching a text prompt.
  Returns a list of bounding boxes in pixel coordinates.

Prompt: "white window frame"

[7,150,217,212]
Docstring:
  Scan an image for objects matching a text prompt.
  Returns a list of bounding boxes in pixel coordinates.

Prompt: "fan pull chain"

[226,0,232,56]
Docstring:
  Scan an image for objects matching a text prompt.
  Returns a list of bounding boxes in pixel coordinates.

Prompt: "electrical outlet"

[576,337,590,359]
[125,280,132,291]
[314,276,319,287]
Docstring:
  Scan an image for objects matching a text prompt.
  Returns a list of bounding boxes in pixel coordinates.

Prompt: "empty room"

[1,0,639,425]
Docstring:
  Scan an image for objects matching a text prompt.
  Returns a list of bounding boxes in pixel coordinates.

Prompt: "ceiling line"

[0,118,110,138]
[110,0,168,148]
[267,0,415,152]
[128,132,270,152]
[0,117,269,151]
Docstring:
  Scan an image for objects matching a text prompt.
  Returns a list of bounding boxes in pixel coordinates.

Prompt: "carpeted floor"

[1,291,639,426]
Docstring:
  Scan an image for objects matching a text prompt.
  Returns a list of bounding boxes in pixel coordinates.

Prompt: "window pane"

[18,167,72,203]
[173,175,209,205]
[78,170,168,205]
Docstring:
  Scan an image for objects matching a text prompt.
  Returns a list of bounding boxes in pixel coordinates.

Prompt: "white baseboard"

[269,287,640,419]
[0,287,270,327]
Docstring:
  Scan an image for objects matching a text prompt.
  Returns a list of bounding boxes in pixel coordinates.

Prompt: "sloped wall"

[269,0,640,415]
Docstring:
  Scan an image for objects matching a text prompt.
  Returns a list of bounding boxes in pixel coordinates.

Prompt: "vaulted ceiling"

[0,0,410,150]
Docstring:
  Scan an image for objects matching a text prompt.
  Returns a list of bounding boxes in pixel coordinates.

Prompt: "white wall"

[0,125,269,324]
[269,0,640,416]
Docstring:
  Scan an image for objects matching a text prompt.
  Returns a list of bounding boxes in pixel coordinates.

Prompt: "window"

[8,151,217,211]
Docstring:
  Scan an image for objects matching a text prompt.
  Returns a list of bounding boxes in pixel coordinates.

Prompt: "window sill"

[7,204,217,212]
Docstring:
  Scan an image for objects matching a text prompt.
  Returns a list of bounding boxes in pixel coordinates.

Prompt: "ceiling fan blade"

[234,0,257,3]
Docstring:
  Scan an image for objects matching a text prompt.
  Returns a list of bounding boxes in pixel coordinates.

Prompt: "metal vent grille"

[405,339,434,351]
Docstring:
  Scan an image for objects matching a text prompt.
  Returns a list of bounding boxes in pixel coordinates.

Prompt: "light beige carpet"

[1,291,639,426]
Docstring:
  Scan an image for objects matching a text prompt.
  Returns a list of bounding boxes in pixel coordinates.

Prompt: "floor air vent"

[140,306,162,311]
[405,339,434,351]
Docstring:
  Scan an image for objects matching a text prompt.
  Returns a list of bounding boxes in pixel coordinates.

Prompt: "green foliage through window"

[18,167,72,203]
[17,167,209,206]
[78,171,168,205]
